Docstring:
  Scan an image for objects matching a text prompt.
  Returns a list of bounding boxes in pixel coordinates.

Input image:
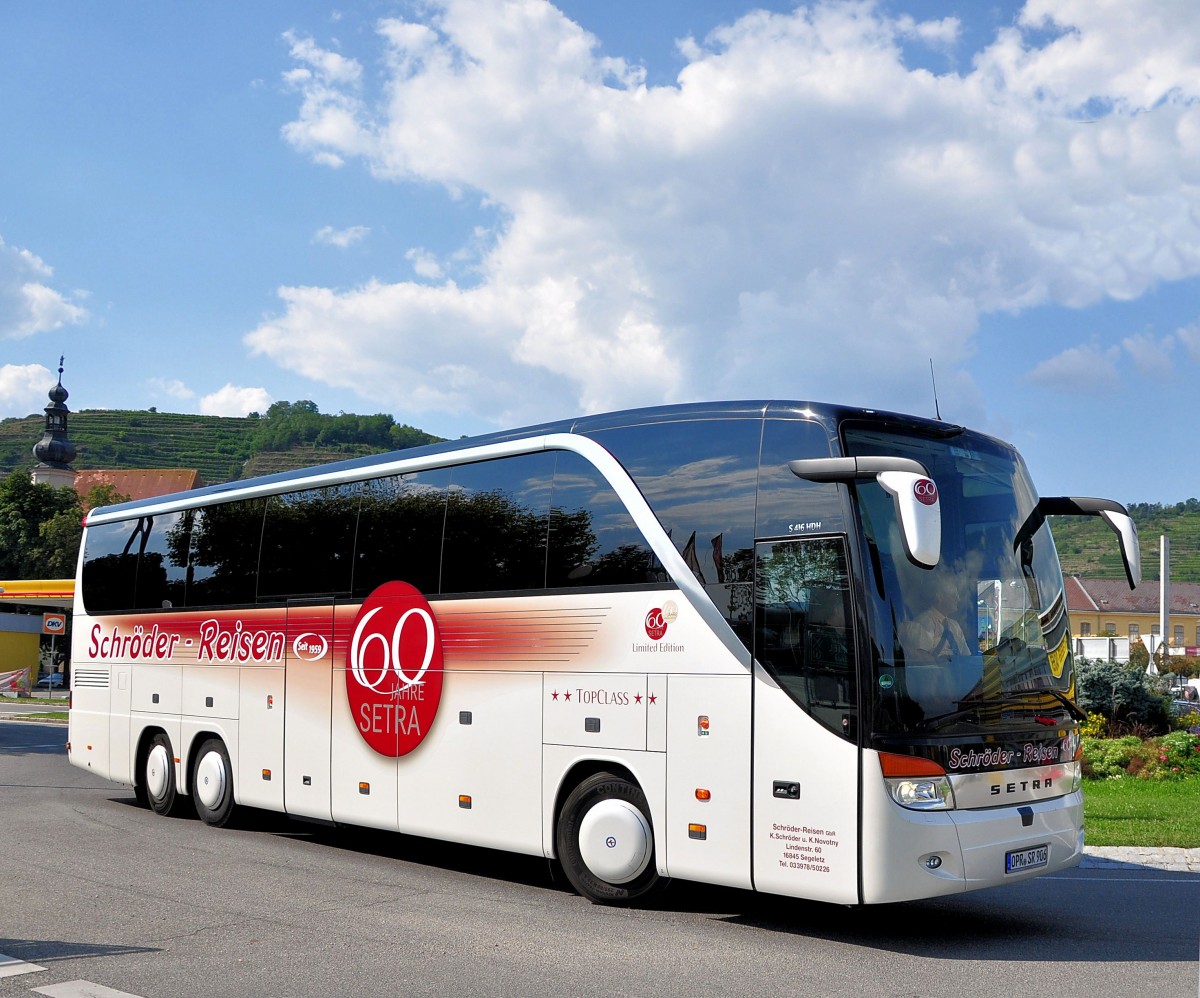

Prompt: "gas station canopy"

[0,580,74,609]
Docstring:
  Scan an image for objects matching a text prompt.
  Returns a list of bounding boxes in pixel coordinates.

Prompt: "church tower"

[31,357,78,489]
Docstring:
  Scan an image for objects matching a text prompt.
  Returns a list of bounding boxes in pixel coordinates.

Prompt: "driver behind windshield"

[901,574,974,660]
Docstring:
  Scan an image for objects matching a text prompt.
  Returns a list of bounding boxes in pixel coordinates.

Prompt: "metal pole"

[1160,535,1170,671]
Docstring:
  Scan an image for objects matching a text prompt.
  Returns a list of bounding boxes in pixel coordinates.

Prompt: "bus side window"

[259,484,358,599]
[755,537,857,740]
[185,499,267,608]
[353,469,449,599]
[134,510,191,610]
[81,519,144,613]
[441,453,555,595]
[546,451,656,587]
[585,418,759,590]
[754,418,843,541]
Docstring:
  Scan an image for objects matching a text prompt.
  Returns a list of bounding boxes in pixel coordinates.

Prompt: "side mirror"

[789,456,941,568]
[1037,497,1141,589]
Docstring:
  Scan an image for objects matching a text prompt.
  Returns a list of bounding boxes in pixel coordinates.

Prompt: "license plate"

[1005,844,1049,874]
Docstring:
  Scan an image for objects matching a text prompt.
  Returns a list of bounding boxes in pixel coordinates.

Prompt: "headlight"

[885,775,956,810]
[879,751,956,811]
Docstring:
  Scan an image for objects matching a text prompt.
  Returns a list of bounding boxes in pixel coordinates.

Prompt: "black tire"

[144,732,180,816]
[556,772,666,905]
[191,737,235,827]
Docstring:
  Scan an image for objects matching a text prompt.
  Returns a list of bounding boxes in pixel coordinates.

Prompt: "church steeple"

[31,357,78,488]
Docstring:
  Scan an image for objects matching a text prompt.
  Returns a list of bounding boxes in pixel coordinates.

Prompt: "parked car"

[1172,699,1199,718]
[35,672,64,689]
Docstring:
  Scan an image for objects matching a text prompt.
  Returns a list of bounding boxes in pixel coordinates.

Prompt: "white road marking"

[0,953,45,978]
[33,981,146,998]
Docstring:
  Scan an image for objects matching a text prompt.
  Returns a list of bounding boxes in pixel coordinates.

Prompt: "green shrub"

[1082,732,1200,780]
[1075,658,1171,733]
[1081,736,1145,779]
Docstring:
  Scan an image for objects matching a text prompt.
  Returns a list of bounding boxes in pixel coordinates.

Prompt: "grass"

[1083,776,1200,847]
[1,695,65,705]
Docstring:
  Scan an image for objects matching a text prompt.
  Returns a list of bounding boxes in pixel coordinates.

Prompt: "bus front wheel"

[556,772,666,905]
[191,738,235,827]
[144,733,180,816]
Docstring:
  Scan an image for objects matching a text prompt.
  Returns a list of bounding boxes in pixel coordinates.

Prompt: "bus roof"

[86,398,960,521]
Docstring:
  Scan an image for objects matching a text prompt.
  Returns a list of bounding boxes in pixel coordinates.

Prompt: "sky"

[2,0,1199,504]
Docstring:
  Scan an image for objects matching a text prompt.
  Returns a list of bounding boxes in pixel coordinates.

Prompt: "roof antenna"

[929,359,942,421]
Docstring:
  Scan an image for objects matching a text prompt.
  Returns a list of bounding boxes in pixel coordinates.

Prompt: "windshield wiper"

[917,689,1084,731]
[989,688,1087,723]
[915,706,983,731]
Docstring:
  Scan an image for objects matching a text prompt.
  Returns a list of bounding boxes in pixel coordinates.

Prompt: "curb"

[1081,846,1200,873]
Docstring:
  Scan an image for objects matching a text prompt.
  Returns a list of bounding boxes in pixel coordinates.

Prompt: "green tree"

[0,472,83,578]
[80,483,130,513]
[1129,639,1150,671]
[0,476,131,580]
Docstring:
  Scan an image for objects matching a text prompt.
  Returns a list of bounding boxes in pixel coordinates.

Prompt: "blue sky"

[2,1,1199,504]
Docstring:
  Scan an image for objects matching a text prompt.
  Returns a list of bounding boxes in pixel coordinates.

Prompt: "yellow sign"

[1047,633,1069,679]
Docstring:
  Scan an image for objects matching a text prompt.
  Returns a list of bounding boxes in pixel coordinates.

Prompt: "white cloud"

[199,383,273,417]
[0,363,55,418]
[404,247,444,280]
[1176,322,1200,361]
[148,378,196,400]
[314,224,370,248]
[280,30,370,169]
[255,0,1200,428]
[1026,343,1121,393]
[895,14,960,49]
[0,236,88,339]
[1121,331,1174,378]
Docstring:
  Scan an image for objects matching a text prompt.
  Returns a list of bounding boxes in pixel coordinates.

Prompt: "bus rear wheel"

[556,772,666,905]
[191,738,235,827]
[144,733,180,816]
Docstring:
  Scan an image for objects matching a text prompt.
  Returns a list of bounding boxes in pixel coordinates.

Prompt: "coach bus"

[67,400,1139,905]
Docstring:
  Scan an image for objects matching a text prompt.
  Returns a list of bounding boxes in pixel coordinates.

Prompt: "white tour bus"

[67,400,1140,905]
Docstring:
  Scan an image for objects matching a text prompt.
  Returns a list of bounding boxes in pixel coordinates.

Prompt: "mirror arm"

[790,456,940,569]
[1038,496,1142,590]
[788,456,930,481]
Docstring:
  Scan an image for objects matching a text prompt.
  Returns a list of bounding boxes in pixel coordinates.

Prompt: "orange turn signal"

[878,752,946,778]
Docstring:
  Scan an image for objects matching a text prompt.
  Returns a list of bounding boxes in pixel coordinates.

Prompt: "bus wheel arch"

[190,735,235,827]
[554,767,667,905]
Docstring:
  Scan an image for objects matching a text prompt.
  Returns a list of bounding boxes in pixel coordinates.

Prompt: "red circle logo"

[645,608,668,641]
[913,478,939,506]
[347,582,444,757]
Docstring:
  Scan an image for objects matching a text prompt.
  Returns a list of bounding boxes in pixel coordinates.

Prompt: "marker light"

[879,753,955,811]
[695,788,711,801]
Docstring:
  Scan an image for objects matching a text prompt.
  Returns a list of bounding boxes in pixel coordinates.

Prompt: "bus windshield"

[844,424,1076,743]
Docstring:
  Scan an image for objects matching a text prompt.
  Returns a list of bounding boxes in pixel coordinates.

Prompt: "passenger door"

[751,536,861,904]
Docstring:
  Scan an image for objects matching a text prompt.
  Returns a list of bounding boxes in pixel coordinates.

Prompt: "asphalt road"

[1,720,1197,998]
